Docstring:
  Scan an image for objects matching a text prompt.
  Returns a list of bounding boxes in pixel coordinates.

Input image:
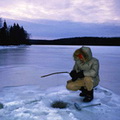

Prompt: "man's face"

[77,54,85,62]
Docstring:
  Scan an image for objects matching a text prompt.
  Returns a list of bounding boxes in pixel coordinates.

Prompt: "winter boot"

[83,89,94,102]
[79,87,87,97]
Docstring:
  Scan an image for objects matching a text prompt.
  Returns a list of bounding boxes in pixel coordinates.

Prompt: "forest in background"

[0,18,30,45]
[0,18,120,46]
[30,37,120,46]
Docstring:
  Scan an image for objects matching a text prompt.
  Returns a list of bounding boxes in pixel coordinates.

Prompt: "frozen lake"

[0,45,120,96]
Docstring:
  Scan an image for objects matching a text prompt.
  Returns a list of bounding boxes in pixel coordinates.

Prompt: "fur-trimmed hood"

[73,47,92,62]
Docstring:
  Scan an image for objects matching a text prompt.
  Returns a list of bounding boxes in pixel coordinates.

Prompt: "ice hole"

[51,100,68,109]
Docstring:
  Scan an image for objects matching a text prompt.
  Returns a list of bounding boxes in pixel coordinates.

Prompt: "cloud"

[69,0,117,23]
[0,0,120,24]
[6,18,120,39]
[111,0,120,19]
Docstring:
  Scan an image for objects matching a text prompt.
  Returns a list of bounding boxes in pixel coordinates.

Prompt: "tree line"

[0,18,30,45]
[30,37,120,46]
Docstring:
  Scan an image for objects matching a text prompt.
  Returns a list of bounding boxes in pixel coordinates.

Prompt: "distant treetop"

[0,18,30,45]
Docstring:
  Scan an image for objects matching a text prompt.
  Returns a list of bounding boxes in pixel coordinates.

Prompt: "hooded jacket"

[73,47,100,87]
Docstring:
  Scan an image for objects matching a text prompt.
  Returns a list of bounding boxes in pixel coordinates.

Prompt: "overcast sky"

[0,0,120,39]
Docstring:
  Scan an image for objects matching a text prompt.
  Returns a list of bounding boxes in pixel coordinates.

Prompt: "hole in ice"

[51,100,68,109]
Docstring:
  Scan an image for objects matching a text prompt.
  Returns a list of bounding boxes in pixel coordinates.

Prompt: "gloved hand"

[70,70,76,78]
[77,70,84,78]
[70,70,78,81]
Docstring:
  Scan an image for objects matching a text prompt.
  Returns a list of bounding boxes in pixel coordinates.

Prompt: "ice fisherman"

[66,46,100,102]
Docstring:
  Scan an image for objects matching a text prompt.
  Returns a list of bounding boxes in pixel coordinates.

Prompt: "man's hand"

[77,70,84,78]
[70,70,77,78]
[70,70,78,81]
[70,70,84,81]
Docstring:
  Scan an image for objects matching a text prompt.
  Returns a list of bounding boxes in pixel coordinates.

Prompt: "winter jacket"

[72,47,100,87]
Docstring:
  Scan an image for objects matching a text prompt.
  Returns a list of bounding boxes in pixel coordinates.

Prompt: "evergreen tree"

[3,20,7,29]
[0,19,30,45]
[0,20,8,45]
[0,19,29,45]
[0,18,2,28]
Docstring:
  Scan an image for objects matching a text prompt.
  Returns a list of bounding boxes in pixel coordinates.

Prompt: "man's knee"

[84,77,93,91]
[66,83,71,90]
[66,83,74,90]
[84,77,93,83]
[66,82,78,91]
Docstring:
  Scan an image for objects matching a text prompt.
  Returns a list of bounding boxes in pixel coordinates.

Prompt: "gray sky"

[0,0,120,39]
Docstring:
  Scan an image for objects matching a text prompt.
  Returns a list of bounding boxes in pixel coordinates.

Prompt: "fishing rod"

[41,71,69,78]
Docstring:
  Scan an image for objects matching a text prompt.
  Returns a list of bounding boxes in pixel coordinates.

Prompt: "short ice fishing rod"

[41,71,69,78]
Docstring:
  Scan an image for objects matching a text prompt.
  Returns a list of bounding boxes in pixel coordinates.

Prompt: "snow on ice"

[0,45,120,120]
[0,85,120,120]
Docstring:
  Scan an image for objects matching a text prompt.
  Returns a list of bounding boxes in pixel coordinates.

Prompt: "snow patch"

[0,85,120,120]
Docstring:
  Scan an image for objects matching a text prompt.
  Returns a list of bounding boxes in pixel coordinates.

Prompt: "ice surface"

[0,45,120,120]
[0,85,120,120]
[0,45,120,95]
